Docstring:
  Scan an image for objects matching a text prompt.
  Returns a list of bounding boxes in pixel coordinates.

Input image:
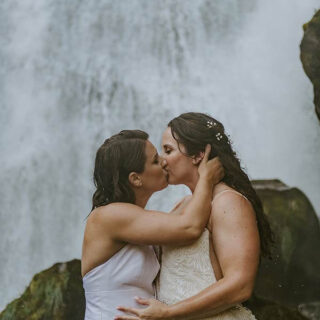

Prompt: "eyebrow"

[162,144,174,149]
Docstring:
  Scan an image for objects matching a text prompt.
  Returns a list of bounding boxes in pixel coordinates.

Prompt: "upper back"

[81,205,123,277]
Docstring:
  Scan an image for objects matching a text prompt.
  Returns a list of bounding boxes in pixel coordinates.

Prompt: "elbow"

[238,286,253,302]
[184,225,203,242]
[229,280,254,304]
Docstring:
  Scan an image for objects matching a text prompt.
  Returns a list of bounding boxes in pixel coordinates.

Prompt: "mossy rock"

[251,180,320,308]
[0,259,85,320]
[300,9,320,121]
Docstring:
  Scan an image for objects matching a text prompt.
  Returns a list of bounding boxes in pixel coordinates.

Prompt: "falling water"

[0,0,319,311]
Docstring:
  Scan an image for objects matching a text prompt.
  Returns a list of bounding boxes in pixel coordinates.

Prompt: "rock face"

[300,9,320,121]
[1,180,319,320]
[0,259,85,320]
[251,180,320,308]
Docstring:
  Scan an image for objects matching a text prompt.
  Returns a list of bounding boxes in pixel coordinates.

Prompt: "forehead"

[145,140,157,157]
[161,127,188,153]
[162,127,178,146]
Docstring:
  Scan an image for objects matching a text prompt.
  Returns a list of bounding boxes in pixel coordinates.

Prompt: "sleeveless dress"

[157,190,256,320]
[83,244,160,320]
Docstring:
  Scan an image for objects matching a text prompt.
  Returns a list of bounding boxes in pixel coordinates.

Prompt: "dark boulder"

[250,180,320,308]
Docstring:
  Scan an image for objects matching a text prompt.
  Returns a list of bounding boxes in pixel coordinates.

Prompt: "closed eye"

[153,154,159,164]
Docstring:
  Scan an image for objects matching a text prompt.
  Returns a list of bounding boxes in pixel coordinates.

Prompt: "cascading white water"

[0,0,319,311]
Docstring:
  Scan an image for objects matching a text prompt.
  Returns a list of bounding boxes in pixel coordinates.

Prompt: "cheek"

[175,153,189,167]
[152,166,165,179]
[167,153,181,168]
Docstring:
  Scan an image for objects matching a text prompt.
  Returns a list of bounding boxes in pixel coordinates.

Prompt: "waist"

[85,287,155,319]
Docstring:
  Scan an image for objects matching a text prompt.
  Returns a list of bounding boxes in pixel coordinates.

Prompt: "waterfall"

[1,0,319,310]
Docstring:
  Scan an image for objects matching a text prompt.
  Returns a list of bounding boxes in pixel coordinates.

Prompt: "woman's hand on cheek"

[115,297,171,320]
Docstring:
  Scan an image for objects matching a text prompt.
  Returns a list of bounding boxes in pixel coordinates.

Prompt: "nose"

[160,157,167,169]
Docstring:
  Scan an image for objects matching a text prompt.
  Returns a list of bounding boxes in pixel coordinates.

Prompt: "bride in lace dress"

[116,113,273,320]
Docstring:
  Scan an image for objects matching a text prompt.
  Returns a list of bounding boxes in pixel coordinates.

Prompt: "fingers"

[203,144,211,162]
[114,315,139,320]
[116,306,139,316]
[135,296,150,306]
[207,157,224,184]
[215,158,225,180]
[115,297,150,320]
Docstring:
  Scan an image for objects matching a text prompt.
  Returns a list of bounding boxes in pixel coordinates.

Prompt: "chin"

[155,182,168,192]
[167,176,180,185]
[161,181,169,189]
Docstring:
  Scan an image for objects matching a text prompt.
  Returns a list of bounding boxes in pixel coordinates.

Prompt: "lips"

[163,169,169,182]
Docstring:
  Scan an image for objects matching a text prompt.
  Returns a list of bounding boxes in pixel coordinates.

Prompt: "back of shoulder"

[212,189,251,212]
[90,202,140,224]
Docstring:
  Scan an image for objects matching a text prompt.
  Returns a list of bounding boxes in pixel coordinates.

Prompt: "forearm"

[166,277,251,320]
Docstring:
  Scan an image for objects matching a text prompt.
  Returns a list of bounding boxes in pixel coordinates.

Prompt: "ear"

[128,172,142,188]
[192,152,205,165]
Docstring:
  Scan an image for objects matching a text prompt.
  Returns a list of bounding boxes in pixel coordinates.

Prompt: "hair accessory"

[206,120,217,128]
[216,132,223,141]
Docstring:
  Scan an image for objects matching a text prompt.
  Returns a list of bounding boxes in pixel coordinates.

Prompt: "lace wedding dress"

[157,228,256,319]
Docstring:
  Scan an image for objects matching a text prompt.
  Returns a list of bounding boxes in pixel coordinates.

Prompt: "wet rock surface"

[300,9,320,121]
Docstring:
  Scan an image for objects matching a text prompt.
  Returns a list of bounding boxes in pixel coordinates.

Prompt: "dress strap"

[212,189,248,203]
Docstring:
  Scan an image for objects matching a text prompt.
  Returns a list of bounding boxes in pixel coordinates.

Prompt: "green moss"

[0,260,85,320]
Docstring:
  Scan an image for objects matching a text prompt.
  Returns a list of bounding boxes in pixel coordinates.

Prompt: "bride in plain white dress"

[116,113,273,320]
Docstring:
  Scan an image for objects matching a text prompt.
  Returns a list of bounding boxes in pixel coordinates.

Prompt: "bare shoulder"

[211,187,255,221]
[89,202,141,224]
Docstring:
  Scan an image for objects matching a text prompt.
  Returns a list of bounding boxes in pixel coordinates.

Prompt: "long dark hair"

[168,112,274,257]
[91,130,149,212]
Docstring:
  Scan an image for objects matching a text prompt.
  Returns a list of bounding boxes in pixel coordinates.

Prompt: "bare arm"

[116,192,260,319]
[100,146,224,246]
[164,193,260,318]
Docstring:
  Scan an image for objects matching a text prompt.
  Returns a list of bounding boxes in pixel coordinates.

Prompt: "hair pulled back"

[168,112,274,257]
[91,130,148,211]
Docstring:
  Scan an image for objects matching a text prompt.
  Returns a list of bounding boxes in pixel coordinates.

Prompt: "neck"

[184,169,200,194]
[134,190,152,208]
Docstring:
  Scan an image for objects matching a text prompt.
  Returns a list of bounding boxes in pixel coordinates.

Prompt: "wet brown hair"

[91,130,149,211]
[168,112,274,257]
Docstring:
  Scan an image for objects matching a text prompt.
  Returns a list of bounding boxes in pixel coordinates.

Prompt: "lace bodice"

[157,228,256,319]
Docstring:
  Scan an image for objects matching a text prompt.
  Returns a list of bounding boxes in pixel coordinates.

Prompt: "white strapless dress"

[157,229,256,319]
